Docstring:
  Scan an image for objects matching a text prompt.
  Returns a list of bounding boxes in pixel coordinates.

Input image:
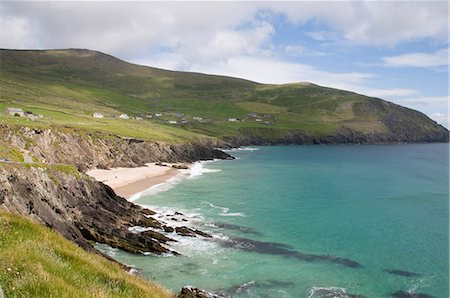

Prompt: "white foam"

[307,286,349,298]
[130,161,223,201]
[129,170,189,201]
[128,226,153,234]
[188,161,221,179]
[224,147,259,152]
[202,201,246,217]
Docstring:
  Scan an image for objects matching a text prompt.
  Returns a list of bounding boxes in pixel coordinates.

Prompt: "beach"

[86,163,182,199]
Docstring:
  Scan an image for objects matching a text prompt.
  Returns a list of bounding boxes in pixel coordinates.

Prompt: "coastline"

[86,163,183,199]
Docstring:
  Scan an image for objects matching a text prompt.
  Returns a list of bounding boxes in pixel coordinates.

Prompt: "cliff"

[1,125,232,172]
[0,163,212,257]
[0,125,233,257]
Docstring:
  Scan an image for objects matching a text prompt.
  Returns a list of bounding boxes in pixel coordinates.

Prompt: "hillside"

[0,48,447,144]
[0,210,174,298]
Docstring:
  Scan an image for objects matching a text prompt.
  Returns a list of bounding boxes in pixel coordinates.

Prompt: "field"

[0,49,399,142]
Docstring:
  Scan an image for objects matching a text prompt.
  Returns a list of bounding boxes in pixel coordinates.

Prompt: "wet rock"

[218,236,361,268]
[173,226,212,238]
[173,164,189,170]
[383,269,421,277]
[163,225,175,233]
[141,230,174,243]
[179,287,223,298]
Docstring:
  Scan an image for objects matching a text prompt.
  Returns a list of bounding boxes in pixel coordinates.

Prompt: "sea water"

[103,144,449,297]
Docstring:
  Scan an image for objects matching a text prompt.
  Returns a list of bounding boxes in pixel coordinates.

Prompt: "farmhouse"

[119,114,129,119]
[5,107,24,117]
[168,120,177,124]
[155,113,163,117]
[93,112,104,118]
[228,118,238,122]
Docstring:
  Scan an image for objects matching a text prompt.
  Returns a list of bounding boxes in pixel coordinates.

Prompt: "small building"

[175,113,184,118]
[119,114,129,119]
[145,115,153,118]
[181,120,189,124]
[255,118,262,122]
[263,114,272,118]
[248,113,258,118]
[168,120,177,124]
[228,118,238,122]
[155,113,163,117]
[264,121,273,125]
[193,116,203,121]
[93,112,104,118]
[135,117,143,121]
[6,107,24,117]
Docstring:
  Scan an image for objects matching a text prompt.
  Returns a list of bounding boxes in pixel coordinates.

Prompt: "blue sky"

[1,1,448,126]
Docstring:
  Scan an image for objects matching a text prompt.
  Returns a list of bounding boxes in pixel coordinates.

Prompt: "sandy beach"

[87,163,183,199]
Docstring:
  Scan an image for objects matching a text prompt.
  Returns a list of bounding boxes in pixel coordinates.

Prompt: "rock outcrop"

[1,125,233,172]
[0,164,175,255]
[179,287,224,298]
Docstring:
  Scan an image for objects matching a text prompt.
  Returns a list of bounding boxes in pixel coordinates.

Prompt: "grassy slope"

[0,210,175,298]
[1,48,422,142]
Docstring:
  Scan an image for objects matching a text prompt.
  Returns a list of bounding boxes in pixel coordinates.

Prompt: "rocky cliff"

[0,164,212,257]
[0,125,233,258]
[1,125,232,171]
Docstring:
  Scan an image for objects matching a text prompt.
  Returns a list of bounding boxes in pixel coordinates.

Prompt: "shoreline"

[86,163,184,199]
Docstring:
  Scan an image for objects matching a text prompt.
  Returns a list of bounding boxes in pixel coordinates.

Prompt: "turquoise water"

[106,144,449,297]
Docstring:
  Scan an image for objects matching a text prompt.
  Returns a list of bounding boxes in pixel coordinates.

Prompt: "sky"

[1,1,448,127]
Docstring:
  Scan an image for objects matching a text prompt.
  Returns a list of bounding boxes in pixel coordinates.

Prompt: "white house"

[193,116,203,121]
[155,113,163,117]
[228,118,238,122]
[168,120,177,124]
[255,118,262,122]
[6,107,24,117]
[119,114,129,119]
[93,112,104,118]
[135,117,143,120]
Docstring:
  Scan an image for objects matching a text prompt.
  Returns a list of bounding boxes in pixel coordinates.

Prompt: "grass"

[0,210,175,298]
[0,48,442,142]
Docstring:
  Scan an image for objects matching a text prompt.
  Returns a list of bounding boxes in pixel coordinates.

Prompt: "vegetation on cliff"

[0,210,174,298]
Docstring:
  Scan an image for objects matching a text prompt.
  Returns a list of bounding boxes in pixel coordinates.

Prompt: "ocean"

[100,144,449,297]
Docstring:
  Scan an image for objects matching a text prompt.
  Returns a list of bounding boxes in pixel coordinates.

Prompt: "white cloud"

[382,48,449,68]
[430,113,448,127]
[270,1,448,45]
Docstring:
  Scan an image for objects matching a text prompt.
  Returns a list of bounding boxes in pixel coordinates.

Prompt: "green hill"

[0,48,447,144]
[0,210,174,298]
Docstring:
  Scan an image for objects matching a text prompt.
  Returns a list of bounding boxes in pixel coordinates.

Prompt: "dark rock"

[172,164,189,169]
[210,222,262,235]
[175,226,196,237]
[193,229,212,238]
[384,269,421,277]
[141,230,175,243]
[179,287,223,298]
[218,236,362,268]
[163,225,175,233]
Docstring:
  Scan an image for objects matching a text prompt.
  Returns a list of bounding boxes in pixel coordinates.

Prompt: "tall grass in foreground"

[0,211,175,298]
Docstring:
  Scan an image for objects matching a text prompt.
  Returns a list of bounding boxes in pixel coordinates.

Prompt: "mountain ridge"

[0,48,448,144]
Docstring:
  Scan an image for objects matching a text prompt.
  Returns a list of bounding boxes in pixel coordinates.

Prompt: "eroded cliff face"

[0,125,234,257]
[1,125,232,172]
[0,164,213,256]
